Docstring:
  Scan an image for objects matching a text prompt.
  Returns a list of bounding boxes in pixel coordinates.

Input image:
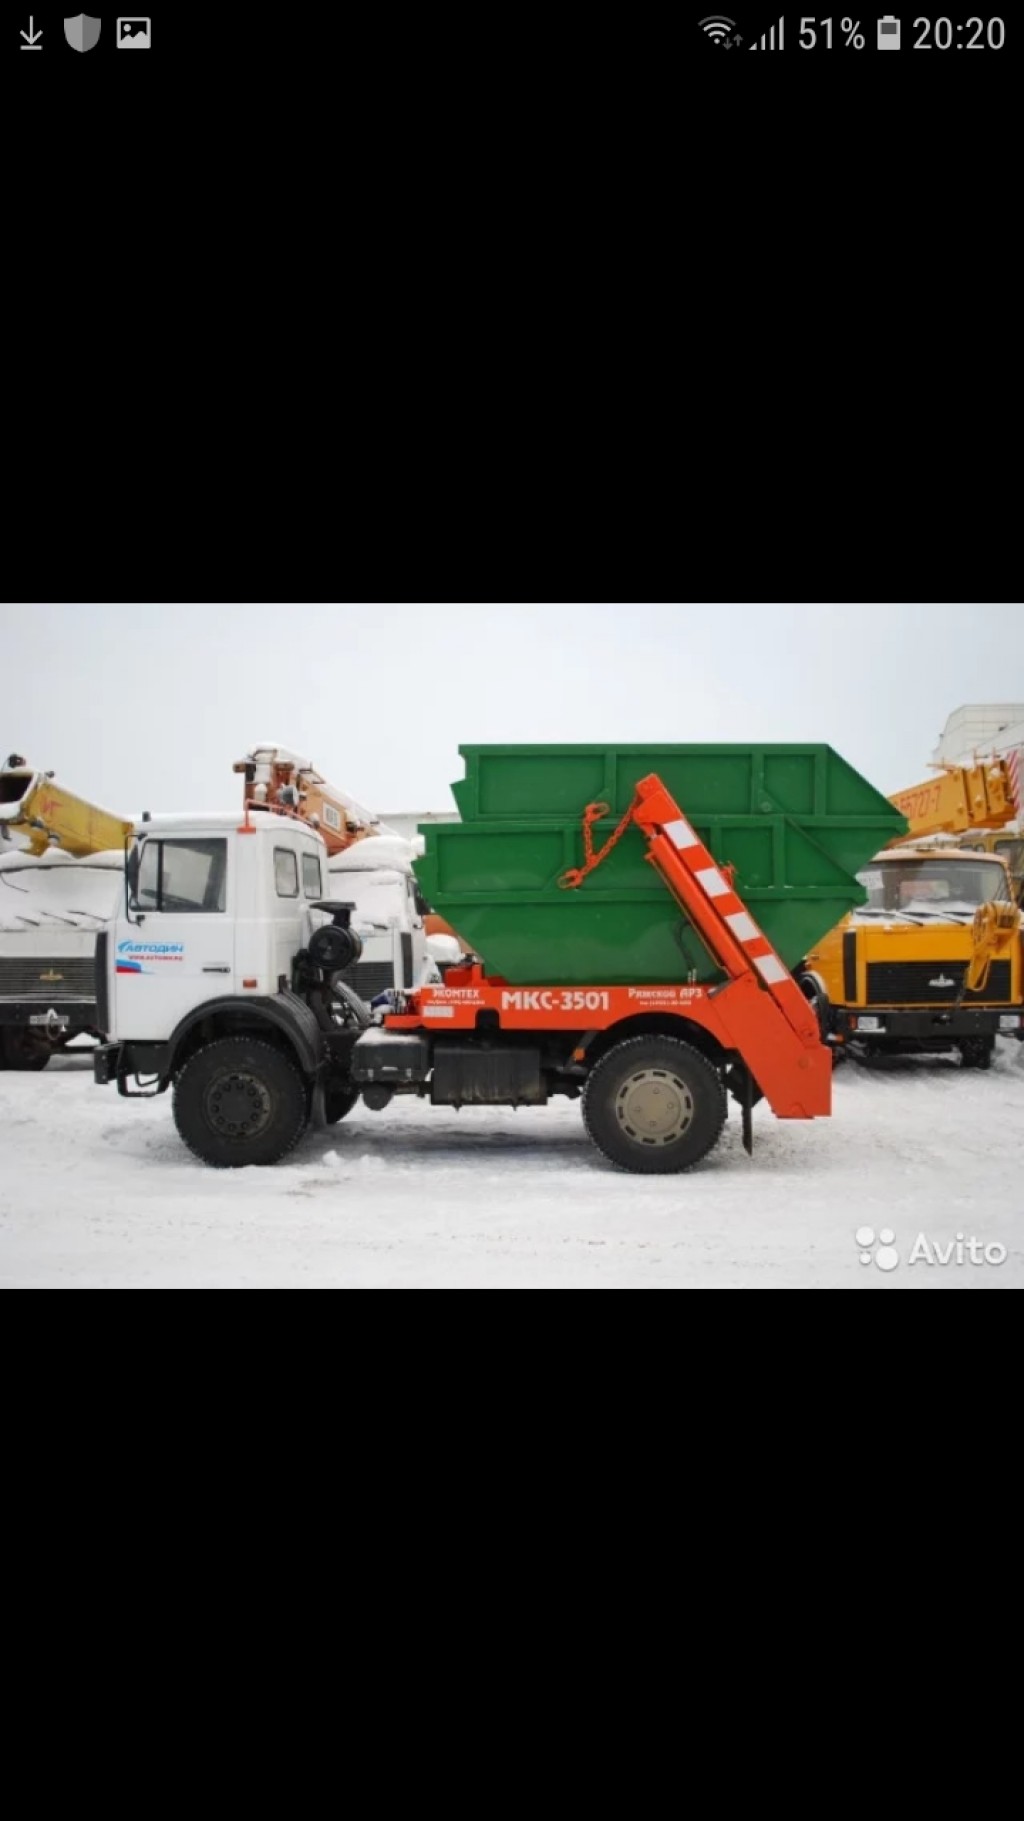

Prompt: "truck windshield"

[134,839,227,914]
[857,858,1010,914]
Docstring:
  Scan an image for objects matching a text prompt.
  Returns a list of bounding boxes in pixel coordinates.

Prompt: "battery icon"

[877,15,901,48]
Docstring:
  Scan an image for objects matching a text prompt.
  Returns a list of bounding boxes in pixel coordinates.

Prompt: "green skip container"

[416,744,906,987]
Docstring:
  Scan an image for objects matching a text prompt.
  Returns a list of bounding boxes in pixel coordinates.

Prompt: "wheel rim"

[614,1067,695,1145]
[205,1070,273,1140]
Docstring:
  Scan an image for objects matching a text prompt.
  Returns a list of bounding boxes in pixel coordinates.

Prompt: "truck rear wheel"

[1,1029,52,1071]
[173,1036,310,1168]
[582,1035,727,1174]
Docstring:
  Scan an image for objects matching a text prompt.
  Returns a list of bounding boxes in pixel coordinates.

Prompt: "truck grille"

[0,957,97,1001]
[335,938,414,1003]
[865,961,1013,1006]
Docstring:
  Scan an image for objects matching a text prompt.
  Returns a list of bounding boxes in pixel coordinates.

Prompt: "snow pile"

[0,848,124,873]
[330,835,417,875]
[0,849,124,931]
[330,870,408,930]
[426,933,463,965]
[1,1042,1021,1287]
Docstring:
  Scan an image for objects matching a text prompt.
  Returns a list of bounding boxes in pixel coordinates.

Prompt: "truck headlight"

[854,1016,883,1033]
[999,1014,1022,1031]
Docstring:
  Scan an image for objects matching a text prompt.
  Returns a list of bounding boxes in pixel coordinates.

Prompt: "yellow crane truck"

[795,759,1023,1068]
[0,754,130,858]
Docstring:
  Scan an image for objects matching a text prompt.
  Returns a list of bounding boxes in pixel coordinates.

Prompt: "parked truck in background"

[795,756,1024,1066]
[0,848,124,1068]
[327,833,456,997]
[0,755,132,1067]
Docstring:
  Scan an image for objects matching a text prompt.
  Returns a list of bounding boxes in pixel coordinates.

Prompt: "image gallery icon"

[117,17,152,48]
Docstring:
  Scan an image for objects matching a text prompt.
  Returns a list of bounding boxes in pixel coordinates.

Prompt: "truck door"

[114,834,235,1040]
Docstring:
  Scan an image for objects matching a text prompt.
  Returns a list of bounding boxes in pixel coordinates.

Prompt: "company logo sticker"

[117,939,185,976]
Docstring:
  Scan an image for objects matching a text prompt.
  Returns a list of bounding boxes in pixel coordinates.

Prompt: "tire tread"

[582,1034,727,1174]
[173,1035,309,1168]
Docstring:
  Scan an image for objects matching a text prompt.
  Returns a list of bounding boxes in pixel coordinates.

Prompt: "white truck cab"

[96,807,373,1163]
[109,810,330,1041]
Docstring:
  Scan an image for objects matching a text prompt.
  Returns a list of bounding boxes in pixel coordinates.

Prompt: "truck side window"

[302,854,323,899]
[275,849,299,898]
[133,839,227,914]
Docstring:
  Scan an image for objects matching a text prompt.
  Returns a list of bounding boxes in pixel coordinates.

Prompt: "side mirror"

[124,839,145,924]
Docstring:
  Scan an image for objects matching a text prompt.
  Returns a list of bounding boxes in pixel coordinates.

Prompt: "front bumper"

[92,1040,172,1096]
[834,1006,1021,1043]
[0,1000,95,1033]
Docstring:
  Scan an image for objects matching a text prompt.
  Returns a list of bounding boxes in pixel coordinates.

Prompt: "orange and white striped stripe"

[660,815,791,987]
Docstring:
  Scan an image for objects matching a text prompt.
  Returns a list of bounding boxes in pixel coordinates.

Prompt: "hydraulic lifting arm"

[887,760,1017,843]
[234,746,380,857]
[559,775,832,1131]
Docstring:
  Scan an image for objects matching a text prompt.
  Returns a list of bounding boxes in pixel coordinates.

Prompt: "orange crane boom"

[234,745,380,857]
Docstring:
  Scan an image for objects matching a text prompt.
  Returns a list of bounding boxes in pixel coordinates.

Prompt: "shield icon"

[64,15,103,53]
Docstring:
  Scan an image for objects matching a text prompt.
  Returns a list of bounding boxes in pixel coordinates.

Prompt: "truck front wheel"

[173,1036,310,1168]
[582,1035,727,1174]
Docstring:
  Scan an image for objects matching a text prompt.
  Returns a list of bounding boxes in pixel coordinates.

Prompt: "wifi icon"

[699,15,737,43]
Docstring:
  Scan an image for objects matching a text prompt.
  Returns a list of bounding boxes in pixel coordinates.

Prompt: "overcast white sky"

[3,603,1021,816]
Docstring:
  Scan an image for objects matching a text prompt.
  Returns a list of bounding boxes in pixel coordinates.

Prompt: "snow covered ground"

[1,1041,1022,1288]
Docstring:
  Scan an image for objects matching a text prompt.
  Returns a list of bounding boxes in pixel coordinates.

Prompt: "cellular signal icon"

[699,15,737,43]
[749,16,785,47]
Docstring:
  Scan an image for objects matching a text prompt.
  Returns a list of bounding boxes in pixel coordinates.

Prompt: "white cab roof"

[134,811,324,843]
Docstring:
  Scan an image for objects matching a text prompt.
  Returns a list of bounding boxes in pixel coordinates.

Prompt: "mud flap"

[723,1060,759,1156]
[742,1067,754,1157]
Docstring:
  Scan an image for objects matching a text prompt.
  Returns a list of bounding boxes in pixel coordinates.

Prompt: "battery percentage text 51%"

[799,18,866,46]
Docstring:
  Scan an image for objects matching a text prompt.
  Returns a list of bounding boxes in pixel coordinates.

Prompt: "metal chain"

[559,796,642,889]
